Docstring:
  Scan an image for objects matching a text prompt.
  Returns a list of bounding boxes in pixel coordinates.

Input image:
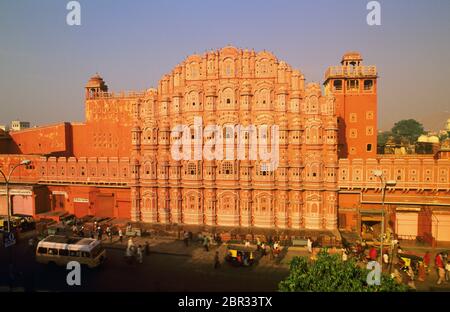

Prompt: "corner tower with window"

[323,52,377,159]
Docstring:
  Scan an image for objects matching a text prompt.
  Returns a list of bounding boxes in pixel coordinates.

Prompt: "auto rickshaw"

[398,253,423,274]
[225,245,257,267]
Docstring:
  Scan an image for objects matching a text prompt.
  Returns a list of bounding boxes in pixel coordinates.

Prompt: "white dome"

[428,136,440,144]
[417,135,429,143]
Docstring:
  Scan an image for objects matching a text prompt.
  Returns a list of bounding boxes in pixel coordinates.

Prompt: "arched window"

[223,58,234,77]
[221,88,234,107]
[257,89,270,108]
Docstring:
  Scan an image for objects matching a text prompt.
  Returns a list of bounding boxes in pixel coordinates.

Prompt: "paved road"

[0,239,289,292]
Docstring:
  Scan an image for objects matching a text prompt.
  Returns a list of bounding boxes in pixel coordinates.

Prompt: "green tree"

[391,119,424,145]
[279,251,409,292]
[377,131,392,149]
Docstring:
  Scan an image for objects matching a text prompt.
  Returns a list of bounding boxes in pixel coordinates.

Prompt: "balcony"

[324,65,377,80]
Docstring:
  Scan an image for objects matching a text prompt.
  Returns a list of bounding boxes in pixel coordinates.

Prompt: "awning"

[361,215,382,222]
[396,206,421,212]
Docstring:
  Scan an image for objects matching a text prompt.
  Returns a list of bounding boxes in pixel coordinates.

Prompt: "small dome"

[417,135,429,143]
[428,136,440,144]
[86,73,108,91]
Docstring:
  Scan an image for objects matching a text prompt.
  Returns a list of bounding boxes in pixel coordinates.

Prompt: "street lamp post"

[373,170,396,272]
[0,159,31,289]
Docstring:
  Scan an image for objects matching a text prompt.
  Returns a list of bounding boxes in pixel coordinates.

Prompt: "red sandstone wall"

[334,89,377,159]
[8,123,69,155]
[70,96,134,158]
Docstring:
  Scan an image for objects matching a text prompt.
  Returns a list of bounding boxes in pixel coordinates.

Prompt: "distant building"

[0,125,8,131]
[11,120,30,131]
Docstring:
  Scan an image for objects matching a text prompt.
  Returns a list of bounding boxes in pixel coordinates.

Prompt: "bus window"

[48,248,58,255]
[69,250,80,257]
[37,247,47,254]
[59,249,69,256]
[81,252,91,258]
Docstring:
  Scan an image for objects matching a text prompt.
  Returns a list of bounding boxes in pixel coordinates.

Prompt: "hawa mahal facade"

[1,46,449,242]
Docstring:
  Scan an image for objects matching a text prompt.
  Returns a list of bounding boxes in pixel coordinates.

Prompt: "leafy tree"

[391,119,424,145]
[377,131,392,148]
[279,251,409,292]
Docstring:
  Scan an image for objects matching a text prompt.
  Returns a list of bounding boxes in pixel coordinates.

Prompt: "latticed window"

[222,162,233,175]
[188,163,196,175]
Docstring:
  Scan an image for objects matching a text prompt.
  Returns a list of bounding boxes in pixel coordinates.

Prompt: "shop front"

[0,185,50,216]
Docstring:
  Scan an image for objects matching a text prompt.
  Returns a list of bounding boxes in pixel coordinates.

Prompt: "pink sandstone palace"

[1,46,449,242]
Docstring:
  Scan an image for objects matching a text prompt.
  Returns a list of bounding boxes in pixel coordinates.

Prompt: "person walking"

[97,226,103,240]
[435,252,445,285]
[125,246,133,265]
[105,226,112,243]
[369,246,377,261]
[128,237,135,250]
[418,262,426,282]
[183,231,189,247]
[383,252,389,269]
[443,252,449,282]
[203,235,209,252]
[119,228,123,243]
[407,266,416,289]
[137,245,143,264]
[144,241,150,256]
[307,237,312,254]
[342,248,348,262]
[214,251,220,269]
[424,251,431,274]
[445,256,450,282]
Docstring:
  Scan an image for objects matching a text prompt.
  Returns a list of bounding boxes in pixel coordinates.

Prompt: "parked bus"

[36,235,106,268]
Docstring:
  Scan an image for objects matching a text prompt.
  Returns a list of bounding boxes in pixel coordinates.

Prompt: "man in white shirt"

[307,238,312,253]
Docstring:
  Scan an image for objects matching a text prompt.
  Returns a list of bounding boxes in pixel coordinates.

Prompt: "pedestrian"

[443,252,449,281]
[244,240,250,247]
[125,247,133,265]
[119,228,123,243]
[418,262,426,282]
[214,251,220,269]
[369,246,377,261]
[137,245,143,264]
[342,248,348,262]
[97,226,102,240]
[128,237,135,250]
[183,231,189,247]
[445,257,450,282]
[203,235,209,252]
[424,251,431,274]
[407,266,416,289]
[144,241,150,256]
[79,226,84,237]
[435,252,445,285]
[105,226,111,242]
[307,237,312,254]
[383,252,389,269]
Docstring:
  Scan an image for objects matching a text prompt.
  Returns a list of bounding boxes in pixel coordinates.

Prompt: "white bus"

[36,235,106,268]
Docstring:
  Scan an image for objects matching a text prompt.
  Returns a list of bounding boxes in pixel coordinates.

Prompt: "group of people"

[125,238,150,265]
[71,220,122,243]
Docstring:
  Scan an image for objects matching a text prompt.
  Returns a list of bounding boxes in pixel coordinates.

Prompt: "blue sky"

[1,0,449,130]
